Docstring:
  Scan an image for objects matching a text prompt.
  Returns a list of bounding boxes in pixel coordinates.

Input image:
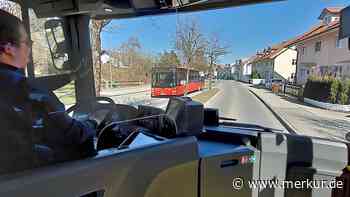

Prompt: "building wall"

[274,48,297,81]
[241,63,252,82]
[297,30,350,66]
[255,60,273,80]
[296,29,350,84]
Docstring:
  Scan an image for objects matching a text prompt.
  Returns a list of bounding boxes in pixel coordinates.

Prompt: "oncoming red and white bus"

[151,66,204,97]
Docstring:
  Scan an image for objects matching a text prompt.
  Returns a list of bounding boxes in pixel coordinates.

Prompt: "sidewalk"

[248,84,350,142]
[100,84,151,96]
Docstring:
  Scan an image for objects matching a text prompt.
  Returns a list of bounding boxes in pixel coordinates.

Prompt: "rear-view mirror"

[44,19,71,71]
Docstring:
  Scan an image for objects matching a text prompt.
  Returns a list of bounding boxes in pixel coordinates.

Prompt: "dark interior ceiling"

[12,0,282,19]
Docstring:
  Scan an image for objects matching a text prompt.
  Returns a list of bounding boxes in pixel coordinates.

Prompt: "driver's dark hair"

[0,10,23,53]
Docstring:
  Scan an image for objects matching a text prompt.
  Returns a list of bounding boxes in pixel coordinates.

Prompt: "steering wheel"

[65,97,119,123]
[66,97,142,150]
[66,96,115,114]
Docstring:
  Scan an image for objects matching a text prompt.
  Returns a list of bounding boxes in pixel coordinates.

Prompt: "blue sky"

[101,0,349,64]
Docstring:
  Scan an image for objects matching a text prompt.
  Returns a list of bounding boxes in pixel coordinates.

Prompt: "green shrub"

[307,75,320,82]
[330,79,340,104]
[339,80,350,105]
[304,76,350,104]
[251,70,261,79]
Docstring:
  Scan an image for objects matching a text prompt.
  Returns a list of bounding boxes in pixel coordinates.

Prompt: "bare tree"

[90,19,112,95]
[175,19,206,95]
[119,37,141,70]
[103,37,154,84]
[157,50,180,67]
[192,49,208,71]
[206,33,230,89]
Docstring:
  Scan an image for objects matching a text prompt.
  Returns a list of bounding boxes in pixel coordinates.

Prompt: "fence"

[284,84,302,97]
[102,80,145,88]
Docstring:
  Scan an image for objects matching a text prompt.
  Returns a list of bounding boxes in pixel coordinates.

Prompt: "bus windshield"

[152,72,175,88]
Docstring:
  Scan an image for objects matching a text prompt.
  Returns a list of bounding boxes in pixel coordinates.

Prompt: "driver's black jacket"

[0,63,96,175]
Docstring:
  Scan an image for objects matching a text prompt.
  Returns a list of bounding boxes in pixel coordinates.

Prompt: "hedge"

[251,70,261,79]
[303,76,350,105]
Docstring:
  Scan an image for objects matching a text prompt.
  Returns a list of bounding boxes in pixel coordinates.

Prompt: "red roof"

[318,7,344,19]
[287,21,339,46]
[325,7,343,13]
[251,37,299,62]
[252,7,344,63]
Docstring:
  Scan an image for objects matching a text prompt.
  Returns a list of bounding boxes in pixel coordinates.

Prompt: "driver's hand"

[47,111,96,144]
[84,119,98,130]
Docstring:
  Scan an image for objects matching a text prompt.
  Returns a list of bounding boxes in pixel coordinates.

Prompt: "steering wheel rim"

[66,96,116,114]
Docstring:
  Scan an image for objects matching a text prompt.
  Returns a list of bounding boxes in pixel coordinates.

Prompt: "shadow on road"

[251,85,266,89]
[278,95,323,109]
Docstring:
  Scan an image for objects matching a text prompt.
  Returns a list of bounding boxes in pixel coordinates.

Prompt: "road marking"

[204,89,222,107]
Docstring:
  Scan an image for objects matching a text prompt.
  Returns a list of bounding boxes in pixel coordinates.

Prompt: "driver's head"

[0,10,31,69]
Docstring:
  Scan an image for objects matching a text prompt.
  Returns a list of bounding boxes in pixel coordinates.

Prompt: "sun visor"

[26,0,103,18]
[23,0,280,19]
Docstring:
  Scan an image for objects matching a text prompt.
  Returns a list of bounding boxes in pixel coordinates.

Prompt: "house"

[217,64,234,80]
[251,41,297,84]
[232,60,243,80]
[288,7,350,85]
[237,57,254,82]
[230,57,255,82]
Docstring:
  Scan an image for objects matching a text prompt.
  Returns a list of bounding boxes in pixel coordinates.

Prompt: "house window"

[301,47,306,56]
[315,41,322,52]
[292,59,297,65]
[333,17,340,22]
[336,37,342,48]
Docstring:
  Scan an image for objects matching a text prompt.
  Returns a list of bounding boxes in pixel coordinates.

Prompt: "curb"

[248,89,297,134]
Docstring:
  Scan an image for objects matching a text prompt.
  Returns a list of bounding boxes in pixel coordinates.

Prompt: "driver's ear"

[2,43,16,57]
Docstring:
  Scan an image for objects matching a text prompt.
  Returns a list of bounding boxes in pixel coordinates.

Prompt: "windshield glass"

[97,0,350,142]
[3,0,347,142]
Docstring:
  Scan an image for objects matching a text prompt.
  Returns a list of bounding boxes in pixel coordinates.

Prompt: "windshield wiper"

[218,116,283,132]
[219,120,283,133]
[219,117,237,121]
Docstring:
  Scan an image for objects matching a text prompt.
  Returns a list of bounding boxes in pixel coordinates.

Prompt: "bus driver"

[0,10,96,174]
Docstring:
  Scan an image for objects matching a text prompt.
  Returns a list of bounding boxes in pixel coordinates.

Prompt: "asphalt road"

[205,80,286,131]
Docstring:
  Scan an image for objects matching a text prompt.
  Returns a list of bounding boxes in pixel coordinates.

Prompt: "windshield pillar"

[72,15,96,113]
[21,4,35,78]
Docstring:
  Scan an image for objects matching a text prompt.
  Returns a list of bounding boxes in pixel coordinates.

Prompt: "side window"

[0,1,21,18]
[53,81,76,107]
[28,9,76,107]
[28,9,54,77]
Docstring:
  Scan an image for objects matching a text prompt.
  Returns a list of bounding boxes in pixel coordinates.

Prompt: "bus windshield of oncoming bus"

[24,0,350,142]
[152,71,175,88]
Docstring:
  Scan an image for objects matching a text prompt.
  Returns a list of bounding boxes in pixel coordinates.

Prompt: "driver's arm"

[33,89,97,161]
[28,84,97,161]
[46,111,97,161]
